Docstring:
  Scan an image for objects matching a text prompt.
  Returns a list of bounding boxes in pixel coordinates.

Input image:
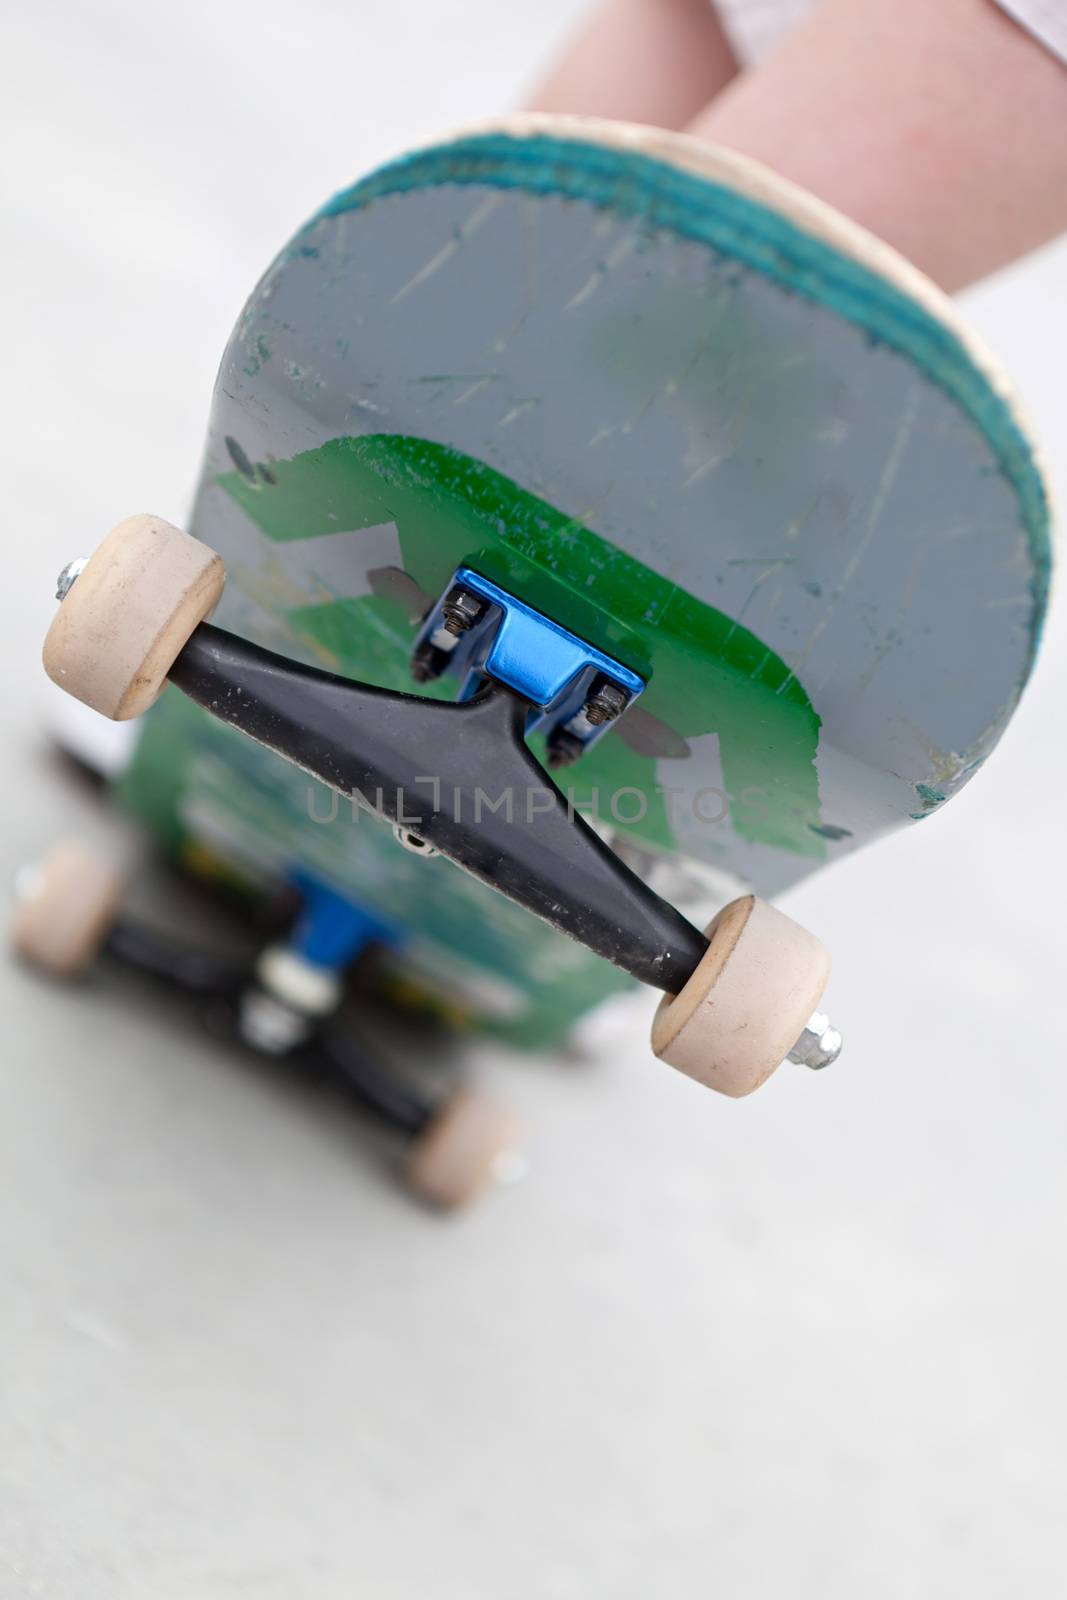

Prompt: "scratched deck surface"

[120,119,1051,1044]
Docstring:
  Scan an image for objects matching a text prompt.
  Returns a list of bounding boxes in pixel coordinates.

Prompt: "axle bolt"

[55,556,89,602]
[787,1011,843,1071]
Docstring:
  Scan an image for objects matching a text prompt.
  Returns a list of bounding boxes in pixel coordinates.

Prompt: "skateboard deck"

[117,115,1051,1048]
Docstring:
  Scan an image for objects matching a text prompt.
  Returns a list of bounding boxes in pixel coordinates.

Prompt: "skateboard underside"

[118,118,1050,1046]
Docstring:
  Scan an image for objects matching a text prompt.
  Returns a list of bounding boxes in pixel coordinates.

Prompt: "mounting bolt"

[410,642,441,684]
[410,586,484,685]
[441,587,483,637]
[583,680,629,726]
[546,731,584,770]
[787,1010,843,1071]
[549,679,630,767]
[55,556,89,602]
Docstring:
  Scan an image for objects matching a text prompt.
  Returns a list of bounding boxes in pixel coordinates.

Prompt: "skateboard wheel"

[43,514,225,720]
[651,895,830,1098]
[11,841,126,978]
[403,1087,521,1210]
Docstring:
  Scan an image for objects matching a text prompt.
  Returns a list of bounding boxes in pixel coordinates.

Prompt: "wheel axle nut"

[55,556,89,602]
[787,1010,843,1071]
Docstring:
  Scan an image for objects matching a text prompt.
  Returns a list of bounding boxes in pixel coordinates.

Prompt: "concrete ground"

[2,3,1066,1596]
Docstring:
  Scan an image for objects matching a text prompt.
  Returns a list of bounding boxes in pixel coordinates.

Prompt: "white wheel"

[43,514,225,720]
[403,1087,521,1210]
[11,841,126,978]
[651,895,831,1098]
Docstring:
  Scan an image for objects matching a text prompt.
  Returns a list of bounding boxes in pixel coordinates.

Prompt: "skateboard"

[17,115,1051,1205]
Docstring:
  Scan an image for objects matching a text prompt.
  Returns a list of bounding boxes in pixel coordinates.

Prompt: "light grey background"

[2,3,1066,1596]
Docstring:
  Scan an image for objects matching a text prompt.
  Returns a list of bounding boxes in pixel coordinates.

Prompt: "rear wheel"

[12,841,126,978]
[403,1088,521,1210]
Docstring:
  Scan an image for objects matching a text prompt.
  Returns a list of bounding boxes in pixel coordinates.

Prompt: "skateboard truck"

[167,620,706,994]
[40,516,843,1097]
[11,842,519,1208]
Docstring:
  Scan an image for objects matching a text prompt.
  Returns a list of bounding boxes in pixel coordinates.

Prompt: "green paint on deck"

[219,433,825,860]
[911,781,949,820]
